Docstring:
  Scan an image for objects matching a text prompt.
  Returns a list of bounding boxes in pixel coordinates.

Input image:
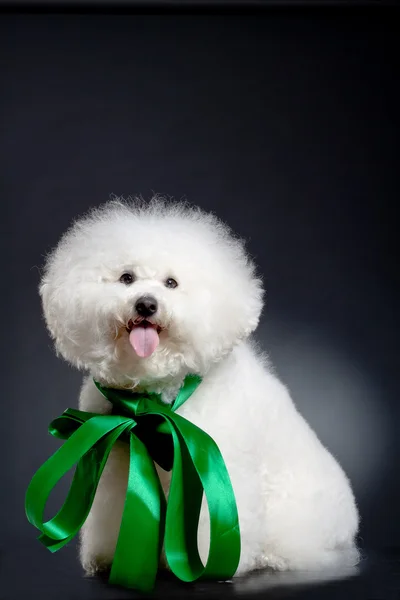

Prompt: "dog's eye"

[165,277,178,289]
[119,272,135,285]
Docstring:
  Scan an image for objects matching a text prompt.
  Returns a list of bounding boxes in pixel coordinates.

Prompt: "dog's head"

[40,198,264,387]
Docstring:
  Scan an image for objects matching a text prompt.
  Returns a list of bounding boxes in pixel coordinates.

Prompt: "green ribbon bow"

[25,374,241,592]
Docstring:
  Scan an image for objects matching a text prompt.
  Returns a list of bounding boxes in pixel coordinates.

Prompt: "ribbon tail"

[25,415,133,549]
[37,443,109,552]
[163,428,204,578]
[109,433,165,592]
[161,413,241,583]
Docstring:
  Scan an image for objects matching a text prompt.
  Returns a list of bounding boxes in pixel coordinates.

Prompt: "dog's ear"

[38,275,64,349]
[232,267,265,341]
[243,275,265,338]
[39,279,52,331]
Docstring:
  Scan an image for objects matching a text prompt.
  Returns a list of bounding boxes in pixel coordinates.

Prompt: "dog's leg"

[78,376,128,576]
[80,442,129,575]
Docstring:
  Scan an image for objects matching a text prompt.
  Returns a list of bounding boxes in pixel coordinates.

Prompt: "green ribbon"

[25,374,241,592]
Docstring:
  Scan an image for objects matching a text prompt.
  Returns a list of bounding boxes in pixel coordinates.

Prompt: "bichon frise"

[39,198,360,578]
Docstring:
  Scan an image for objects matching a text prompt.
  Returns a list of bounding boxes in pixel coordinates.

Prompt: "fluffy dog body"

[40,199,360,577]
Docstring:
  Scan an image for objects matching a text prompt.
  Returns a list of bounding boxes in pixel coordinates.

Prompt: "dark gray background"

[1,7,399,599]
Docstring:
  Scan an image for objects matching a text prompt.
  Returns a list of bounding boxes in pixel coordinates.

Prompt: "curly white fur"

[40,197,360,578]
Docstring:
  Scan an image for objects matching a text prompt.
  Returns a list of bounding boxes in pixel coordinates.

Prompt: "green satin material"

[25,374,241,592]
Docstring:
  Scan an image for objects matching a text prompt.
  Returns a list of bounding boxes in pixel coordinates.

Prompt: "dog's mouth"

[126,317,164,359]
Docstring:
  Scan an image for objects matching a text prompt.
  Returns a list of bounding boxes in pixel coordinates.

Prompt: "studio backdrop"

[1,7,399,598]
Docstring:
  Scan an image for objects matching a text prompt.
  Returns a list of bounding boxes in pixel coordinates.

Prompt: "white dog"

[39,198,360,578]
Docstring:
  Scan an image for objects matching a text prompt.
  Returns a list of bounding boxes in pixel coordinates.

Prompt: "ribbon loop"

[25,375,241,591]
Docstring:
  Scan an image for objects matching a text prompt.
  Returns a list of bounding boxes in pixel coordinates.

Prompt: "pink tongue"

[129,326,160,358]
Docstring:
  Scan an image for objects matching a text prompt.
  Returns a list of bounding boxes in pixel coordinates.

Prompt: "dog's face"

[40,200,264,388]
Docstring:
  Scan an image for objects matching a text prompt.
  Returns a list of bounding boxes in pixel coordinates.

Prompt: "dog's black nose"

[135,296,158,318]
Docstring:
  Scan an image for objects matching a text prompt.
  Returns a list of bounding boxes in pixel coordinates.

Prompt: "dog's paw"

[81,554,112,577]
[233,552,287,578]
